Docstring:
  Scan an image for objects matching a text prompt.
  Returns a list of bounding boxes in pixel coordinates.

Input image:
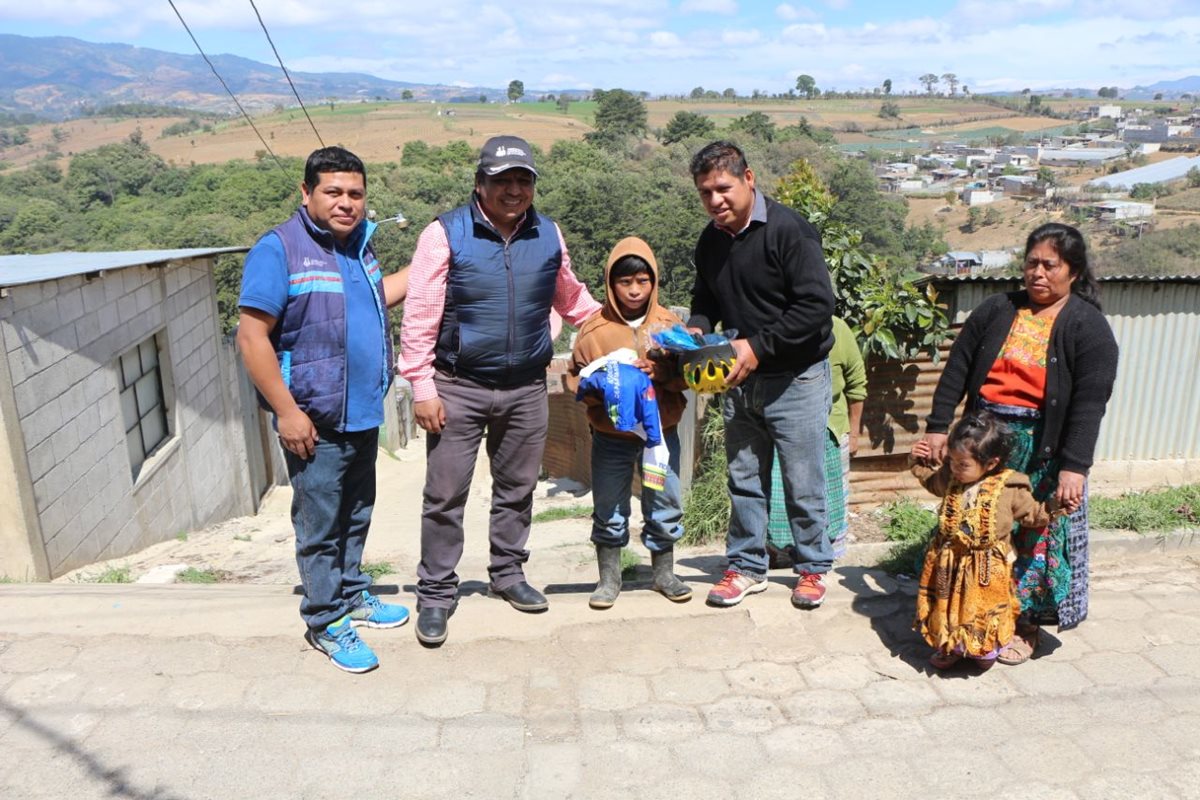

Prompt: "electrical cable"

[166,0,290,176]
[248,0,326,148]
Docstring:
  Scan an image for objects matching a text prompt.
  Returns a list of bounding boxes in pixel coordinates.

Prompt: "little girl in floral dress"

[910,412,1061,670]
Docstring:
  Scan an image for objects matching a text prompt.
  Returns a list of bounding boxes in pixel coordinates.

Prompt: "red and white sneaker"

[706,570,769,607]
[791,571,827,608]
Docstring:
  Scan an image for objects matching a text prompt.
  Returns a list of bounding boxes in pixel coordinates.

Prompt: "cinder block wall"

[0,259,253,578]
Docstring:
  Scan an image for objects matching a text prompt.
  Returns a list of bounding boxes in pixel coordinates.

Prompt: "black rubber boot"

[589,545,622,609]
[651,549,692,602]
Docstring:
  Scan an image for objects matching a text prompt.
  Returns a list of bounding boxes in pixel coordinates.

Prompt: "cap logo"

[495,145,527,157]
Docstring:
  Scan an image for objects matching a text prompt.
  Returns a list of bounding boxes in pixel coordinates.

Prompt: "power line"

[166,0,289,176]
[248,0,325,148]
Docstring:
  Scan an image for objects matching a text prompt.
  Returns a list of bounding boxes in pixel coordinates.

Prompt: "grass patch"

[176,567,221,584]
[94,565,133,584]
[620,548,641,579]
[360,561,395,580]
[681,402,730,546]
[233,533,252,542]
[175,532,188,542]
[1091,485,1200,533]
[0,575,21,583]
[877,498,937,575]
[532,505,593,524]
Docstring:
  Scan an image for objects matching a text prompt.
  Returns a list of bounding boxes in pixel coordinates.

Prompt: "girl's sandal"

[929,651,962,670]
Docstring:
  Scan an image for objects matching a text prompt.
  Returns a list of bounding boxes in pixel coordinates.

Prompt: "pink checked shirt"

[398,210,602,402]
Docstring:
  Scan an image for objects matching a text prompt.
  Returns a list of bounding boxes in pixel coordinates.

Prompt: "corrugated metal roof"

[1086,155,1200,190]
[0,247,249,288]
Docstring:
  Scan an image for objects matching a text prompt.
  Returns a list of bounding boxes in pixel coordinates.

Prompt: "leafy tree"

[1037,166,1058,187]
[919,74,939,95]
[795,74,818,99]
[507,80,525,103]
[556,95,571,113]
[729,111,776,142]
[661,111,716,145]
[690,86,705,99]
[774,160,950,360]
[401,90,414,100]
[723,88,737,99]
[824,158,909,263]
[941,73,959,96]
[882,78,892,95]
[878,101,901,119]
[585,89,648,150]
[1187,166,1200,188]
[66,133,167,209]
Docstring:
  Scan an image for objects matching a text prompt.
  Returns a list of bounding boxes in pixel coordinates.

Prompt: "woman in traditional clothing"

[766,316,866,565]
[914,222,1119,664]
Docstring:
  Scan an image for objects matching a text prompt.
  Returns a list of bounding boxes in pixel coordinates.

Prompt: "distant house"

[995,153,1032,168]
[997,175,1040,195]
[1089,104,1123,119]
[962,188,997,206]
[1073,200,1156,221]
[0,248,287,580]
[1036,147,1127,167]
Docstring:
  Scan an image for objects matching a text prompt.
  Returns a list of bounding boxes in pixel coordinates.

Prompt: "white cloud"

[775,3,818,21]
[679,0,737,13]
[722,29,762,45]
[649,30,684,47]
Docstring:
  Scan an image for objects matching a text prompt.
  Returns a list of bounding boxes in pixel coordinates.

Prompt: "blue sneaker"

[348,590,410,629]
[306,616,379,673]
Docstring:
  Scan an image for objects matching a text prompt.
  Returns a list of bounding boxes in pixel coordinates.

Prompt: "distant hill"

[0,34,512,119]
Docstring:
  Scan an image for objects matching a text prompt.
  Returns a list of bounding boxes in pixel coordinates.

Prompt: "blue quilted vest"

[434,200,560,387]
[264,208,393,430]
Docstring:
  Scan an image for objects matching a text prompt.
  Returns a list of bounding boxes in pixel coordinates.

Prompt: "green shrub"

[94,565,133,584]
[878,498,936,574]
[682,402,731,546]
[360,561,395,580]
[1091,485,1200,532]
[176,567,221,584]
[532,505,593,523]
[620,548,641,578]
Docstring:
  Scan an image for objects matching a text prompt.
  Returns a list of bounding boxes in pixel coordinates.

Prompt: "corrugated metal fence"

[848,275,1200,506]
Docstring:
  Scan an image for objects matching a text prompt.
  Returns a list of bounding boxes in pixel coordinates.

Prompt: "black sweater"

[926,291,1119,474]
[688,196,834,375]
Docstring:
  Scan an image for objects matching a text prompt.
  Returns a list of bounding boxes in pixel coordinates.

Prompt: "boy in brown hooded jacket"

[569,237,692,609]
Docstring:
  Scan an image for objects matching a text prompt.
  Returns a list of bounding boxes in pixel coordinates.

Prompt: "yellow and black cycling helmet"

[680,341,737,394]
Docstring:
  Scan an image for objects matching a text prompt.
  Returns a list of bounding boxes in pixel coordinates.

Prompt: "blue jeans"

[590,429,684,552]
[722,360,832,579]
[284,428,377,630]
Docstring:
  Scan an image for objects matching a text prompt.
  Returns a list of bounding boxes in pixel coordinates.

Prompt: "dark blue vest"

[264,208,392,430]
[434,201,560,387]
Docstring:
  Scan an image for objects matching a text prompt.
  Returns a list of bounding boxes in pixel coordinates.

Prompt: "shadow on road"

[0,696,190,800]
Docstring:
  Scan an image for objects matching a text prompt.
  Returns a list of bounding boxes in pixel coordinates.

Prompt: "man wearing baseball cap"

[399,135,602,645]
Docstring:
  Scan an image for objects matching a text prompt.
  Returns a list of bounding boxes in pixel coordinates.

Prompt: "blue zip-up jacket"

[433,200,560,387]
[256,208,393,430]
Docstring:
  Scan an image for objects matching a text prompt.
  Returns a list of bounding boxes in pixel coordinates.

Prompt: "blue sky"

[3,1,1199,95]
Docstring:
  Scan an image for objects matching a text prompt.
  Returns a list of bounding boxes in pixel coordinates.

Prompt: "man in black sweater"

[687,141,836,610]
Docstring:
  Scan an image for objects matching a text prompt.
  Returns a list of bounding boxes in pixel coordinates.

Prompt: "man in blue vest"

[400,135,602,645]
[238,146,410,673]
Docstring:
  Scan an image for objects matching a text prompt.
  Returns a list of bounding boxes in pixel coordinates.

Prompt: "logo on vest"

[302,257,328,268]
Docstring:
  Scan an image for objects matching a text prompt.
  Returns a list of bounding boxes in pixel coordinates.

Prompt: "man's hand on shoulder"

[278,408,319,459]
[415,398,446,434]
[726,338,759,388]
